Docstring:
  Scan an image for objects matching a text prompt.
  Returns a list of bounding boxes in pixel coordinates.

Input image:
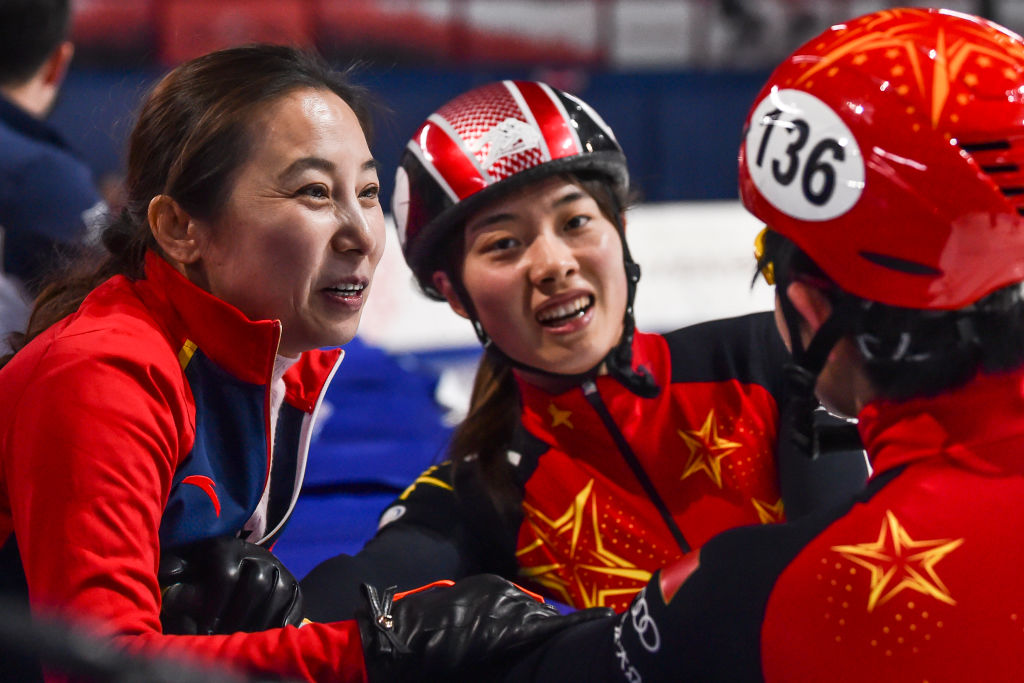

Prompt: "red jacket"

[561,366,1024,682]
[760,367,1024,680]
[512,323,784,611]
[0,253,367,681]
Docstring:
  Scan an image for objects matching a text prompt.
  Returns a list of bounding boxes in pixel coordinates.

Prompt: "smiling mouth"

[536,295,594,327]
[325,283,366,297]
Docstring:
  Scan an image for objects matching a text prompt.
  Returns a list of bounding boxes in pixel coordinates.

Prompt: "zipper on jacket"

[581,380,692,554]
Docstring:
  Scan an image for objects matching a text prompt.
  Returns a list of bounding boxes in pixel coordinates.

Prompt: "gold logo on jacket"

[831,510,964,612]
[677,411,742,488]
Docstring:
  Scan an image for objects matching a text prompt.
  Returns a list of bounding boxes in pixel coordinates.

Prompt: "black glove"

[356,574,615,682]
[158,535,304,635]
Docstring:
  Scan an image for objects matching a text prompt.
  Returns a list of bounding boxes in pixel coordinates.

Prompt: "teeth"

[329,283,364,293]
[537,295,592,323]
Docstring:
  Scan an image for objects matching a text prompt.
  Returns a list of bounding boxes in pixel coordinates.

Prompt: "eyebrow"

[468,189,588,233]
[277,156,380,183]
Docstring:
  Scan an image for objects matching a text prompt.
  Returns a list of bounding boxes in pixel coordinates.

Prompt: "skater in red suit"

[497,7,1024,681]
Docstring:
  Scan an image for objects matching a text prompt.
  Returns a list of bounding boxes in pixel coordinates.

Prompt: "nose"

[330,198,381,257]
[527,233,578,285]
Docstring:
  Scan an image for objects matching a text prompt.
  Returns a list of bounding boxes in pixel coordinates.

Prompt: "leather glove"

[158,535,304,635]
[356,574,615,682]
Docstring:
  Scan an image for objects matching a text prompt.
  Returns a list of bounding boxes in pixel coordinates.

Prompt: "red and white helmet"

[739,8,1024,310]
[393,80,628,293]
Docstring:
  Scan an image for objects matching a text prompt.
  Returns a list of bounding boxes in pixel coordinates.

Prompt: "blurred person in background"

[0,43,602,682]
[0,0,105,295]
[719,0,764,45]
[300,79,868,621]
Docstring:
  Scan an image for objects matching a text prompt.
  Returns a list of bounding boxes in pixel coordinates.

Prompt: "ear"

[781,280,834,349]
[432,270,470,320]
[148,195,202,266]
[41,41,74,88]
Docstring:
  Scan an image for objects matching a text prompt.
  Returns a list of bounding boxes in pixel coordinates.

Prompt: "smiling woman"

[0,46,591,682]
[149,87,385,357]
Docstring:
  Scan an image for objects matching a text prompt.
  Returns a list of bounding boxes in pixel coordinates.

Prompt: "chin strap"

[776,284,864,458]
[601,254,659,398]
[461,222,659,399]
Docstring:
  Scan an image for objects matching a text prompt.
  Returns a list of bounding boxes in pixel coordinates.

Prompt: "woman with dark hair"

[0,45,598,682]
[301,80,869,621]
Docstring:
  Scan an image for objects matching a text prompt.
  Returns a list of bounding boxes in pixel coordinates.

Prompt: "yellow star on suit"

[752,497,785,525]
[518,479,652,608]
[832,510,964,612]
[677,411,743,488]
[549,402,573,429]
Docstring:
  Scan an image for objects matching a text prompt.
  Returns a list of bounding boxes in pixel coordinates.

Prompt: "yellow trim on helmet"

[753,226,775,286]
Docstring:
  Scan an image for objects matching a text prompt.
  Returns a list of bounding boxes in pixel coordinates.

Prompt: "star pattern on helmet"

[751,496,785,524]
[518,479,653,608]
[831,510,964,612]
[792,8,1024,130]
[549,402,574,429]
[677,411,742,488]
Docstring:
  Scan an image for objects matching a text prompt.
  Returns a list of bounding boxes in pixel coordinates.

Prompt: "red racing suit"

[513,365,1024,681]
[0,252,368,681]
[301,313,869,619]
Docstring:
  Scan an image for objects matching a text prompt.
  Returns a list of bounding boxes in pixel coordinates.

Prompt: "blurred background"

[53,0,1010,574]
[61,0,1013,207]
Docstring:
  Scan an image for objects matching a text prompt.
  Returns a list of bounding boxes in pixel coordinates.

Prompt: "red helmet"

[393,80,628,294]
[739,8,1024,310]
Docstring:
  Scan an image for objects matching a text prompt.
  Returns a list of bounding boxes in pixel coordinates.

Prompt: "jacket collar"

[857,366,1024,478]
[136,251,342,397]
[515,331,660,442]
[515,331,659,400]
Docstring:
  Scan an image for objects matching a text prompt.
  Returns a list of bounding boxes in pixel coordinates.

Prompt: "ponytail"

[449,352,522,522]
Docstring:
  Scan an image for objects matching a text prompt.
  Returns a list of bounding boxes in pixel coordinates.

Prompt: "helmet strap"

[604,233,659,397]
[776,284,863,458]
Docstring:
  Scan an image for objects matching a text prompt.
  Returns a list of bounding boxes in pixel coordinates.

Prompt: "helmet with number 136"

[739,7,1024,311]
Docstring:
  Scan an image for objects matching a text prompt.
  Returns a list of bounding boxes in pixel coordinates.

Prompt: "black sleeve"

[300,523,479,621]
[301,461,487,621]
[300,457,526,621]
[664,311,790,403]
[779,408,869,519]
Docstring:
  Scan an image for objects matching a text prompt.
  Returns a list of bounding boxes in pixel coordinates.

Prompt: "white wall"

[357,200,775,353]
